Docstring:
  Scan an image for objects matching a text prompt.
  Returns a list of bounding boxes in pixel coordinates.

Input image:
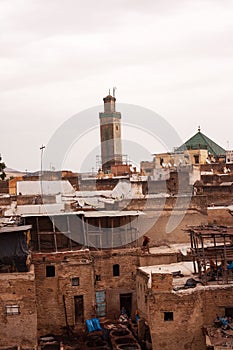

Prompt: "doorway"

[74,295,84,323]
[96,290,106,317]
[225,307,233,318]
[120,293,132,317]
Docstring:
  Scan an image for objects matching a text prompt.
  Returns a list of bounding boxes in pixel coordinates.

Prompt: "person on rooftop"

[141,235,150,254]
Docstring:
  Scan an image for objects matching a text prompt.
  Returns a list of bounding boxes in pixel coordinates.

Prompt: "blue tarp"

[86,318,102,333]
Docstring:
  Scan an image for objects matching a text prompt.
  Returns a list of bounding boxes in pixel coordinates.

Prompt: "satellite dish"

[78,199,85,207]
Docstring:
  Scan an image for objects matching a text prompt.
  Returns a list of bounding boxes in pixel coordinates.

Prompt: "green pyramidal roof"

[177,130,226,157]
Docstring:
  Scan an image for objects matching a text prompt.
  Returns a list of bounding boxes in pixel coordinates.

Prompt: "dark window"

[225,308,233,318]
[95,275,101,281]
[72,277,80,286]
[194,155,199,164]
[113,264,120,276]
[46,265,55,277]
[164,312,173,321]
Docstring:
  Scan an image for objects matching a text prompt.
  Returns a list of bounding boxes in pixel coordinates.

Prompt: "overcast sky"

[1,0,233,172]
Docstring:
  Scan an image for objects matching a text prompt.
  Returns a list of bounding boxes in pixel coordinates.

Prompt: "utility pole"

[40,145,45,198]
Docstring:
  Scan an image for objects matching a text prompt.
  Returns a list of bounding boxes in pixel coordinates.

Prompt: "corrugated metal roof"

[21,211,85,217]
[83,210,144,218]
[21,210,143,218]
[0,225,32,233]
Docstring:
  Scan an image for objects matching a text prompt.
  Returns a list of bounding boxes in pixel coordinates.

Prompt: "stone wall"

[0,265,37,349]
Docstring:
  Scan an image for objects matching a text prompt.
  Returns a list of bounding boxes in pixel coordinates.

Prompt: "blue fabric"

[86,319,95,332]
[92,318,102,331]
[86,318,102,332]
[219,317,228,326]
[228,261,233,270]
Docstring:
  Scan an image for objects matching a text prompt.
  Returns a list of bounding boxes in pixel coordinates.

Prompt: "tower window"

[116,125,119,131]
[46,265,55,277]
[113,264,120,277]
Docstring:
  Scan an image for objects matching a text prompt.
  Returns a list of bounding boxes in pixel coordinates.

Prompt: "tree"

[0,155,6,180]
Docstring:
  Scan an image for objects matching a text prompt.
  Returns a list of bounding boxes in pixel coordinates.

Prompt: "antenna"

[113,86,117,97]
[109,88,110,95]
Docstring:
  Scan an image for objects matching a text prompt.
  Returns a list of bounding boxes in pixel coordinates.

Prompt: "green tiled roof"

[177,130,226,157]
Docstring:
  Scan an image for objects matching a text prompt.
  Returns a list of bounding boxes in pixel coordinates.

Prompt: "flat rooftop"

[139,261,196,289]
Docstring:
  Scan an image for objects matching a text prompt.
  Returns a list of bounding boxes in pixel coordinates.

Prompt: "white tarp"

[4,203,65,216]
[17,180,75,196]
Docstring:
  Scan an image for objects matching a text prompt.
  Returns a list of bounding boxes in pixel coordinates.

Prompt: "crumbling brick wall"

[137,271,233,350]
[0,265,37,349]
[93,250,140,319]
[33,251,95,336]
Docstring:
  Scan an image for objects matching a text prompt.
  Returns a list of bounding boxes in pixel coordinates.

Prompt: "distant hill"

[5,167,24,174]
[5,168,26,178]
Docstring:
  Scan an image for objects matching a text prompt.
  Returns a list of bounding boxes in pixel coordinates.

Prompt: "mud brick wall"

[151,273,173,292]
[0,180,9,194]
[139,251,178,267]
[137,274,233,350]
[0,266,37,349]
[203,186,233,206]
[92,250,140,319]
[120,195,207,212]
[33,251,95,336]
[114,195,208,244]
[17,195,56,205]
[136,210,207,245]
[148,290,205,350]
[136,270,149,320]
[208,207,233,226]
[200,163,233,173]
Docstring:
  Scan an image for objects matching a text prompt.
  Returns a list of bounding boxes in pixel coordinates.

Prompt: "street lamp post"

[40,145,45,199]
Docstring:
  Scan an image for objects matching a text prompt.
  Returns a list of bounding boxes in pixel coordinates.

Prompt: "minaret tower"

[99,89,122,172]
